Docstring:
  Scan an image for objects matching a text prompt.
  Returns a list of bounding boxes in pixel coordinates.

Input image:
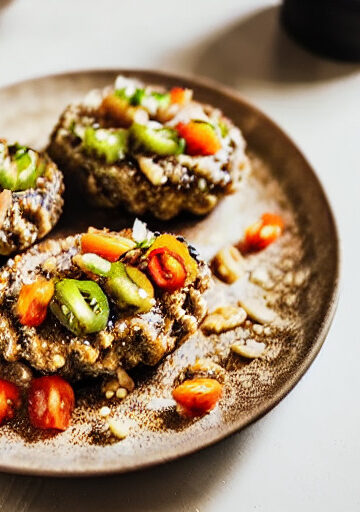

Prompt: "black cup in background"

[281,0,360,62]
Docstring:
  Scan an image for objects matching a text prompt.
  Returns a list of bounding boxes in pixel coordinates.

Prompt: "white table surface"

[0,0,359,510]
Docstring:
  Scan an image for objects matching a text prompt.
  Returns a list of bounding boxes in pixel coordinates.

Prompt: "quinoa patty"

[0,223,210,380]
[0,140,64,256]
[48,76,249,220]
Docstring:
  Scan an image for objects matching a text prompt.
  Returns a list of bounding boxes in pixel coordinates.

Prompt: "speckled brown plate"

[0,70,339,476]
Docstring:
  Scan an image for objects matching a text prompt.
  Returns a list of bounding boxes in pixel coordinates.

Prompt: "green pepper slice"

[73,253,112,277]
[105,262,154,313]
[0,141,16,190]
[130,123,185,156]
[115,88,170,110]
[150,92,170,109]
[50,279,109,336]
[83,127,128,164]
[14,146,40,190]
[0,144,42,191]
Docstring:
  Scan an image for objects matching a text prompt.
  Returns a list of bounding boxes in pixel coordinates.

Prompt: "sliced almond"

[238,296,276,324]
[137,156,167,186]
[211,245,245,284]
[231,339,266,359]
[202,305,247,334]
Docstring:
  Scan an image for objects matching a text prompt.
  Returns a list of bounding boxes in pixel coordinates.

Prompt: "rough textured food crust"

[0,230,210,380]
[47,82,249,220]
[0,155,64,255]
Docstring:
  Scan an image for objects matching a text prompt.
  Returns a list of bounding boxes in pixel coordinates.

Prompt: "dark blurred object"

[281,0,360,62]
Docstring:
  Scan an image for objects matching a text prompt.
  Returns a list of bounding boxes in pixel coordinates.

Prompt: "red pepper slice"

[242,213,284,253]
[0,379,21,426]
[16,278,54,327]
[170,87,193,105]
[147,247,187,292]
[172,378,222,418]
[176,121,221,156]
[81,232,136,262]
[28,376,75,431]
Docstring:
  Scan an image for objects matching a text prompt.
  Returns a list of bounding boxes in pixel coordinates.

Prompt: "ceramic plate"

[0,70,339,475]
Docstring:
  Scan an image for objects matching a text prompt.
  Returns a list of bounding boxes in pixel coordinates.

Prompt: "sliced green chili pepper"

[50,279,109,336]
[131,88,146,106]
[130,123,185,156]
[14,146,39,190]
[136,236,156,250]
[218,120,229,138]
[105,262,154,313]
[73,253,112,277]
[0,144,43,191]
[0,141,16,190]
[150,92,170,109]
[115,88,169,111]
[83,127,128,164]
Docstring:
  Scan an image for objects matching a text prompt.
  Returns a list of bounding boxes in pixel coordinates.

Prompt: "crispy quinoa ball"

[0,139,64,256]
[0,222,210,380]
[48,76,250,220]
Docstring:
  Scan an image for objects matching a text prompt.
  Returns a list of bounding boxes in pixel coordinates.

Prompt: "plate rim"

[0,68,341,477]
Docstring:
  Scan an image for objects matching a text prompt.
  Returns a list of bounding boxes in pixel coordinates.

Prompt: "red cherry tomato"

[147,247,187,292]
[242,213,284,253]
[176,121,221,156]
[16,278,54,327]
[0,379,21,426]
[170,87,192,105]
[172,378,222,418]
[28,376,75,431]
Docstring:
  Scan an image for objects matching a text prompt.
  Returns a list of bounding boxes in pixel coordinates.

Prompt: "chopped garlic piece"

[107,419,128,440]
[99,406,111,417]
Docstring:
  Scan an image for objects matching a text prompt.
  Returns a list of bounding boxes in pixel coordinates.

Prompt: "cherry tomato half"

[147,247,187,292]
[16,278,54,327]
[242,213,284,253]
[172,378,222,418]
[176,121,221,156]
[28,376,75,431]
[0,379,21,426]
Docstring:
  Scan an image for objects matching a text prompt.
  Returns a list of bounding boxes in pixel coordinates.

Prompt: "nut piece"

[117,367,135,392]
[231,339,266,359]
[116,387,128,399]
[0,189,12,229]
[137,156,167,186]
[238,297,276,324]
[176,358,226,385]
[250,267,273,290]
[211,246,245,284]
[202,305,247,334]
[102,368,134,400]
[107,418,128,440]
